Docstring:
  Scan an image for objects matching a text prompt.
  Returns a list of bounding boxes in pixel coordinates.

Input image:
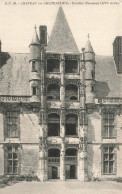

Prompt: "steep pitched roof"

[95,55,122,98]
[46,7,79,53]
[85,40,94,53]
[30,26,40,45]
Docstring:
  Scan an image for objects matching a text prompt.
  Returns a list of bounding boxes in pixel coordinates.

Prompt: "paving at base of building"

[0,7,122,182]
[0,181,122,194]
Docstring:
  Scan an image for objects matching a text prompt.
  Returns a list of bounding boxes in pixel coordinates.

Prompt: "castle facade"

[0,7,122,181]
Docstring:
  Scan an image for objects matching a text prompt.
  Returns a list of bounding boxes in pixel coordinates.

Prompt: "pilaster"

[38,48,48,181]
[78,52,88,181]
[60,53,65,108]
[60,137,65,181]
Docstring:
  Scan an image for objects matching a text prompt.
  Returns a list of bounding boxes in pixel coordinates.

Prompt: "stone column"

[60,137,65,181]
[78,52,88,181]
[38,48,48,181]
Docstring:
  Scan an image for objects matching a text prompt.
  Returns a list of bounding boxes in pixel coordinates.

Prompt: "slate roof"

[0,52,121,98]
[85,40,94,53]
[46,7,79,53]
[30,27,40,45]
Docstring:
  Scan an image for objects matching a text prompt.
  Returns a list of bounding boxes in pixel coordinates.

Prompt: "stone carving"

[39,137,47,150]
[45,78,61,86]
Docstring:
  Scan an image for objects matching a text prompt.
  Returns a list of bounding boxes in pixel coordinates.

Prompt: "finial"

[88,33,90,40]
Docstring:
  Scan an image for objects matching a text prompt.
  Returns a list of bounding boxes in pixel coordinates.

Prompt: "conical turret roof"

[85,40,94,53]
[30,26,40,45]
[47,7,79,53]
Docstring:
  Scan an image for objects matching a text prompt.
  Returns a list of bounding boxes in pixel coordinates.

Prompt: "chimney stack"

[39,25,47,46]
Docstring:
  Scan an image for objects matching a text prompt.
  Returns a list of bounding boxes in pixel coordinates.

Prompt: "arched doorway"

[48,148,60,179]
[65,148,77,179]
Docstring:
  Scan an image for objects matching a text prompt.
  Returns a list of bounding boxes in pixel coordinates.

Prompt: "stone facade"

[0,7,122,181]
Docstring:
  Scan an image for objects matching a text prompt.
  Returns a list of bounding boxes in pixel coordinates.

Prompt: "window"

[47,84,60,100]
[65,60,78,73]
[48,113,60,136]
[6,111,19,138]
[91,85,95,92]
[65,114,78,136]
[6,144,19,174]
[32,86,37,95]
[102,146,115,174]
[102,112,115,138]
[47,59,60,73]
[65,84,78,101]
[32,61,37,72]
[91,71,95,79]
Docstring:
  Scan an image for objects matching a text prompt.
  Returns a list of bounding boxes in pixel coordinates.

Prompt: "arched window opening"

[47,84,60,100]
[47,59,60,73]
[65,84,78,101]
[48,113,60,136]
[66,148,77,156]
[65,114,78,136]
[48,148,60,157]
[65,60,78,73]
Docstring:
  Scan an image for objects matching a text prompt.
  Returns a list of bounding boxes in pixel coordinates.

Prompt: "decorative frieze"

[96,98,122,104]
[45,78,61,86]
[65,109,80,115]
[47,144,61,149]
[47,108,61,115]
[46,53,60,59]
[65,54,80,60]
[0,95,31,103]
[65,144,79,149]
[65,79,80,86]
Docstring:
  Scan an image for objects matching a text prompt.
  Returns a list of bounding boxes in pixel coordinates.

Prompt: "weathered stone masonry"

[0,7,122,181]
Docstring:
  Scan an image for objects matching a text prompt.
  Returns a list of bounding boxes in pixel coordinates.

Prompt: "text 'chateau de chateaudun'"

[0,7,122,181]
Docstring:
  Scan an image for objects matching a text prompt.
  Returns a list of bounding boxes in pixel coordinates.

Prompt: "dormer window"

[65,60,78,74]
[47,59,60,73]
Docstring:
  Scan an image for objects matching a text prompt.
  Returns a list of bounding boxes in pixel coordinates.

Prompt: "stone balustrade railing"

[95,98,122,104]
[48,157,60,163]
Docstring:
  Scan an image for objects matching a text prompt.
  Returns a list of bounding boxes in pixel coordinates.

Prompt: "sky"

[0,0,122,56]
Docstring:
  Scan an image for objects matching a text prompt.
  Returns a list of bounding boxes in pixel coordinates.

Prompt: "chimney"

[39,25,47,46]
[113,36,122,74]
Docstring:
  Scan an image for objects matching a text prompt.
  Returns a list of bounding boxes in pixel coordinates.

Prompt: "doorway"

[70,165,76,179]
[52,166,58,179]
[65,165,76,179]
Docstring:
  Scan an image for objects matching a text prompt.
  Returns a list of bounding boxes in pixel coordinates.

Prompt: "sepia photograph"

[0,0,122,193]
